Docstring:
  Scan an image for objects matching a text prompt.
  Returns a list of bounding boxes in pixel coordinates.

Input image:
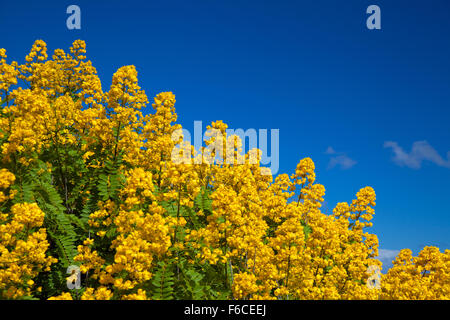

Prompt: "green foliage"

[194,187,212,214]
[149,255,231,300]
[11,161,78,268]
[150,261,175,300]
[97,157,125,202]
[303,224,312,241]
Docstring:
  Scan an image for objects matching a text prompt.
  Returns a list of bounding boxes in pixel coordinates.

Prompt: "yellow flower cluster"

[0,49,18,92]
[0,200,57,299]
[48,292,73,300]
[75,168,173,295]
[380,247,450,299]
[80,287,114,300]
[1,40,447,300]
[0,168,16,202]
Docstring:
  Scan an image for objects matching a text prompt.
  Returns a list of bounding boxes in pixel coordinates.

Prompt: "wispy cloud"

[325,146,357,170]
[325,146,336,155]
[384,140,450,169]
[378,249,400,261]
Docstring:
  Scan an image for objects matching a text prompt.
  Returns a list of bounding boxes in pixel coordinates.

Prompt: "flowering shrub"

[0,40,448,300]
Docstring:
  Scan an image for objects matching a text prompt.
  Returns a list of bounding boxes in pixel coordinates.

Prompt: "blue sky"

[1,0,450,270]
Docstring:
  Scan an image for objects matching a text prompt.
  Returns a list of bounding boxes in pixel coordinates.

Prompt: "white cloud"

[328,155,357,170]
[378,249,400,261]
[325,146,336,155]
[325,147,357,170]
[384,140,450,169]
[377,249,400,272]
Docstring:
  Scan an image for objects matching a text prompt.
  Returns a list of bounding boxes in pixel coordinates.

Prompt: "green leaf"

[303,225,312,241]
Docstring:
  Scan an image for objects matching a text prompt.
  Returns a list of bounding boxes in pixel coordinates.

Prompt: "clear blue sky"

[1,0,450,270]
